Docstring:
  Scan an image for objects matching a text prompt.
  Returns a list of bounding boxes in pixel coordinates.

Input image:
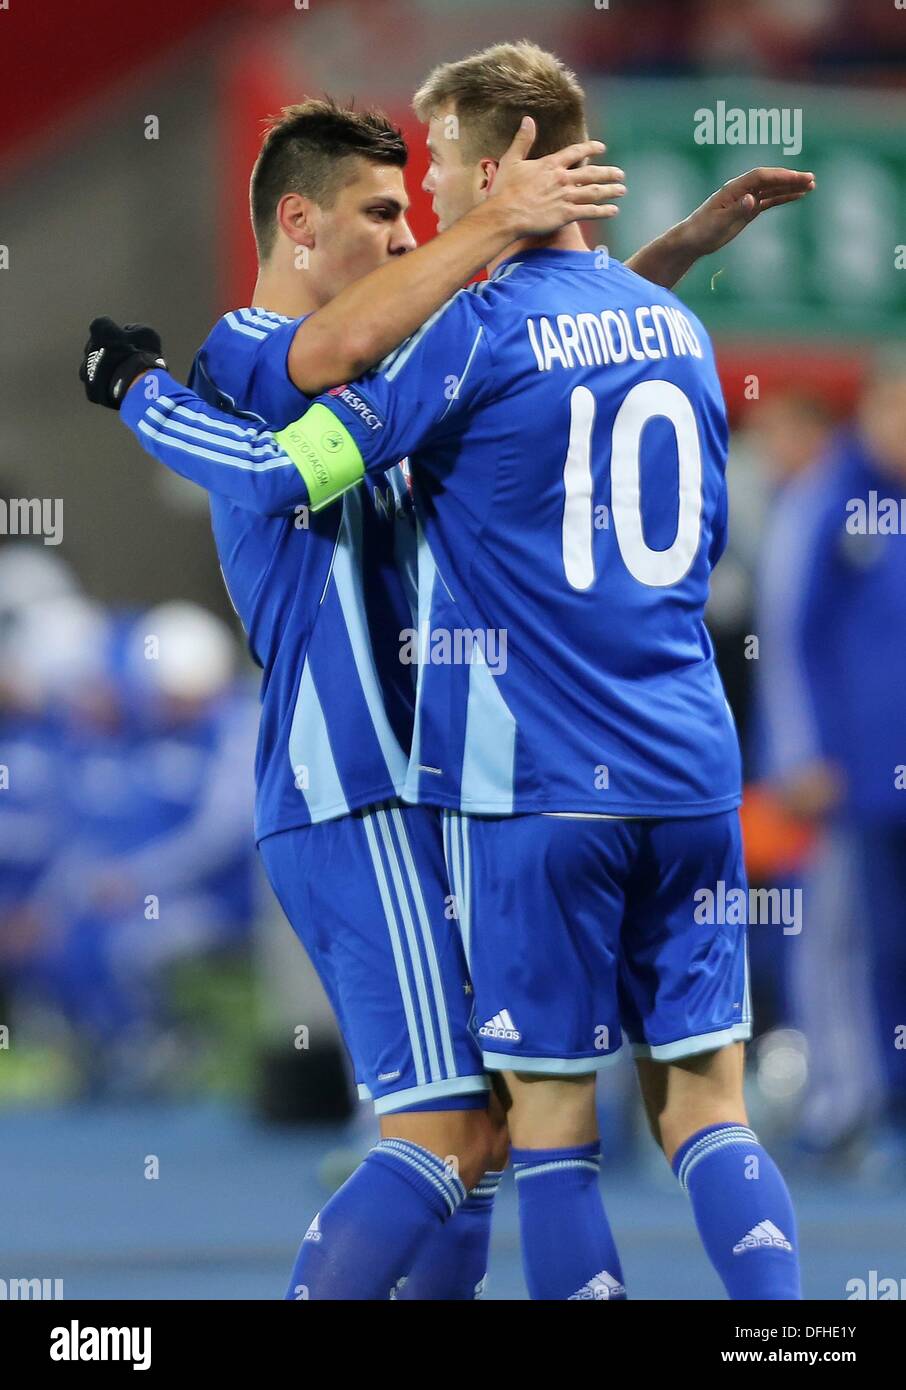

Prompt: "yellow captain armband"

[274,403,365,511]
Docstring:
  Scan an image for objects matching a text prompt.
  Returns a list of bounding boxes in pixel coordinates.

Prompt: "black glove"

[80,316,167,409]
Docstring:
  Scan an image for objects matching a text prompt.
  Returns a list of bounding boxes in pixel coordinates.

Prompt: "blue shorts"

[444,809,752,1074]
[259,802,488,1115]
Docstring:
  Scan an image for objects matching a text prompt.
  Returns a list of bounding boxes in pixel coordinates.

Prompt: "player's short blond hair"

[413,41,588,164]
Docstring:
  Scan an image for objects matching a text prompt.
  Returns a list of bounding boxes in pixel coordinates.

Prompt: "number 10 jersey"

[315,247,742,817]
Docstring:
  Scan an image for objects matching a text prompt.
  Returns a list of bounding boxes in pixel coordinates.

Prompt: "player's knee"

[657,1105,750,1167]
[506,1071,597,1149]
[380,1107,496,1191]
[639,1045,748,1165]
[657,1092,750,1166]
[657,1115,694,1167]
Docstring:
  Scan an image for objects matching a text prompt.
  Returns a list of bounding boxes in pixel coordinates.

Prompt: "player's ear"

[477,158,500,196]
[276,192,317,253]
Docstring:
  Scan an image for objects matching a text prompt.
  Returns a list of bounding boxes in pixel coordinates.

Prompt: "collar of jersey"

[488,247,605,279]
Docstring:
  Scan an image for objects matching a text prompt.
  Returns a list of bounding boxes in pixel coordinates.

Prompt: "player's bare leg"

[488,1070,625,1299]
[379,1078,511,1184]
[636,1043,801,1298]
[286,1101,499,1301]
[635,1041,748,1161]
[381,1096,509,1299]
[498,1071,598,1149]
[486,1082,512,1170]
[380,1105,497,1191]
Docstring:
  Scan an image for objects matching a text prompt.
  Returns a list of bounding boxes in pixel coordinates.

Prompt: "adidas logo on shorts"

[568,1269,626,1300]
[303,1214,322,1243]
[732,1220,793,1255]
[478,1009,521,1042]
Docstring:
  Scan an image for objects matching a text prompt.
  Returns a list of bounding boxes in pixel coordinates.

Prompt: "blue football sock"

[512,1143,626,1300]
[285,1138,466,1300]
[672,1123,801,1300]
[395,1169,504,1300]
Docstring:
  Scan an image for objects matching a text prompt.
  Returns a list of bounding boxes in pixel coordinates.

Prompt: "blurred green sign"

[592,79,906,340]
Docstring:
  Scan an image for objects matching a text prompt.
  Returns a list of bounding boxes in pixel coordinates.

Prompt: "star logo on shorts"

[463,982,473,995]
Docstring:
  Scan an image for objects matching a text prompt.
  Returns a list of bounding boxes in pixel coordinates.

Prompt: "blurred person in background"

[755,362,906,1174]
[713,393,836,1039]
[2,594,258,1096]
[110,602,258,967]
[0,591,119,1085]
[707,391,836,759]
[96,601,259,1086]
[0,550,79,1024]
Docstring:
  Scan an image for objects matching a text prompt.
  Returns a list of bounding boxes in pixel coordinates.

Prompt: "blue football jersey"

[312,249,742,816]
[121,307,417,837]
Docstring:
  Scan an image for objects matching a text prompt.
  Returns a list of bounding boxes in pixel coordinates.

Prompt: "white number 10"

[561,380,703,591]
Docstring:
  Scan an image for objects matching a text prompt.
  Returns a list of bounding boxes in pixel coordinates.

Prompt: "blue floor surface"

[1,1102,902,1300]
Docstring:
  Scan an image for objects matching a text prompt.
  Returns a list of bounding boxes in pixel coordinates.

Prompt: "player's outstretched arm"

[79,318,311,515]
[288,118,625,396]
[121,371,310,514]
[625,167,815,290]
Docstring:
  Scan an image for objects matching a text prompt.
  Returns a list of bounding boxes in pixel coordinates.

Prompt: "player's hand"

[80,316,167,409]
[488,116,626,237]
[677,167,816,258]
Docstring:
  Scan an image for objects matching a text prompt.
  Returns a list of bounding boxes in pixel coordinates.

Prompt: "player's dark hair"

[250,98,408,261]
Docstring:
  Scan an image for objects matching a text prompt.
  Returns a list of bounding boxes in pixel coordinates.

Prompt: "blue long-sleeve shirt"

[121,308,417,837]
[756,430,906,824]
[124,258,742,818]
